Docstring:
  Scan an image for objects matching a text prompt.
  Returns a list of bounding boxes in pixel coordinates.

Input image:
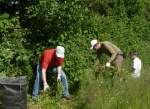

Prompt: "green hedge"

[0,0,150,93]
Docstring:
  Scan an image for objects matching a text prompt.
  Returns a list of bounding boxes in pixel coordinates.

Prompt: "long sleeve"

[104,44,117,62]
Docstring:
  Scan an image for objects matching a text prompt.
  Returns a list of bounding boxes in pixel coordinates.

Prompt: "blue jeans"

[32,60,69,98]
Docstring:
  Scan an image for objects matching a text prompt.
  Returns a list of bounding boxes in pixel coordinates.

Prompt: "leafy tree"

[0,0,150,94]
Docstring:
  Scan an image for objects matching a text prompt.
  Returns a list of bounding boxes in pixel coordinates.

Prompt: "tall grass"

[77,65,150,109]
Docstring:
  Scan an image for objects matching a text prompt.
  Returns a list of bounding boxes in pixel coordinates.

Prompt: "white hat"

[56,46,65,58]
[90,39,98,49]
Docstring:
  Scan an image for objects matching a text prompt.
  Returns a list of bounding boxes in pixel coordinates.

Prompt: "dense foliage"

[0,0,150,98]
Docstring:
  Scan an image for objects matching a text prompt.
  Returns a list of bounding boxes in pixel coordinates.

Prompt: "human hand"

[57,73,61,81]
[43,82,49,91]
[106,62,110,67]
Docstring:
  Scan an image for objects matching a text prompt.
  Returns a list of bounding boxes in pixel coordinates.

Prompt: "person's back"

[130,51,142,78]
[102,41,121,53]
[131,57,142,78]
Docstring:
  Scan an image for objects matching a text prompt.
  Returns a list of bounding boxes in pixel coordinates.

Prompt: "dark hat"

[129,51,137,56]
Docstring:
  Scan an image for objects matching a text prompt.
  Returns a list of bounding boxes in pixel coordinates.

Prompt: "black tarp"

[0,76,27,109]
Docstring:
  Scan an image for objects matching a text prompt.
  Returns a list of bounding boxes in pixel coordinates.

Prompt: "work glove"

[57,73,61,82]
[106,62,110,67]
[43,82,49,91]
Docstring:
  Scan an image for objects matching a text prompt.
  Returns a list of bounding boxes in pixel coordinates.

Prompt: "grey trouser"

[114,54,123,69]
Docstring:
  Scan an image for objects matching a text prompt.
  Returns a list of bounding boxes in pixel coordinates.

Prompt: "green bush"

[0,0,150,98]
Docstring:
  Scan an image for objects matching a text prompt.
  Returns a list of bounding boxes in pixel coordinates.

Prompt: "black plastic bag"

[0,76,27,109]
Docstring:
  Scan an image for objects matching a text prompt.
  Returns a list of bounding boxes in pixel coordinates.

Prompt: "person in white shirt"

[130,51,142,78]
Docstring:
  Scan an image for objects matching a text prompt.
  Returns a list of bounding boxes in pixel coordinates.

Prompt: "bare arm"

[57,66,62,74]
[42,68,47,83]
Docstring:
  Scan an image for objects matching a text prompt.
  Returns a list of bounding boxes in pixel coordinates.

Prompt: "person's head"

[129,51,137,60]
[56,46,65,58]
[90,39,101,50]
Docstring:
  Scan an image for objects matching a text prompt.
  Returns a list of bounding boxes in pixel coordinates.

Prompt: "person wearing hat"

[90,39,124,69]
[32,46,71,100]
[129,51,142,78]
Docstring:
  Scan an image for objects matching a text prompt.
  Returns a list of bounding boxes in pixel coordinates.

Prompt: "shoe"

[31,97,37,101]
[63,95,72,100]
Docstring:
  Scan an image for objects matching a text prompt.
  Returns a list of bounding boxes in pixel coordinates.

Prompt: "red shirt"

[39,49,64,69]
